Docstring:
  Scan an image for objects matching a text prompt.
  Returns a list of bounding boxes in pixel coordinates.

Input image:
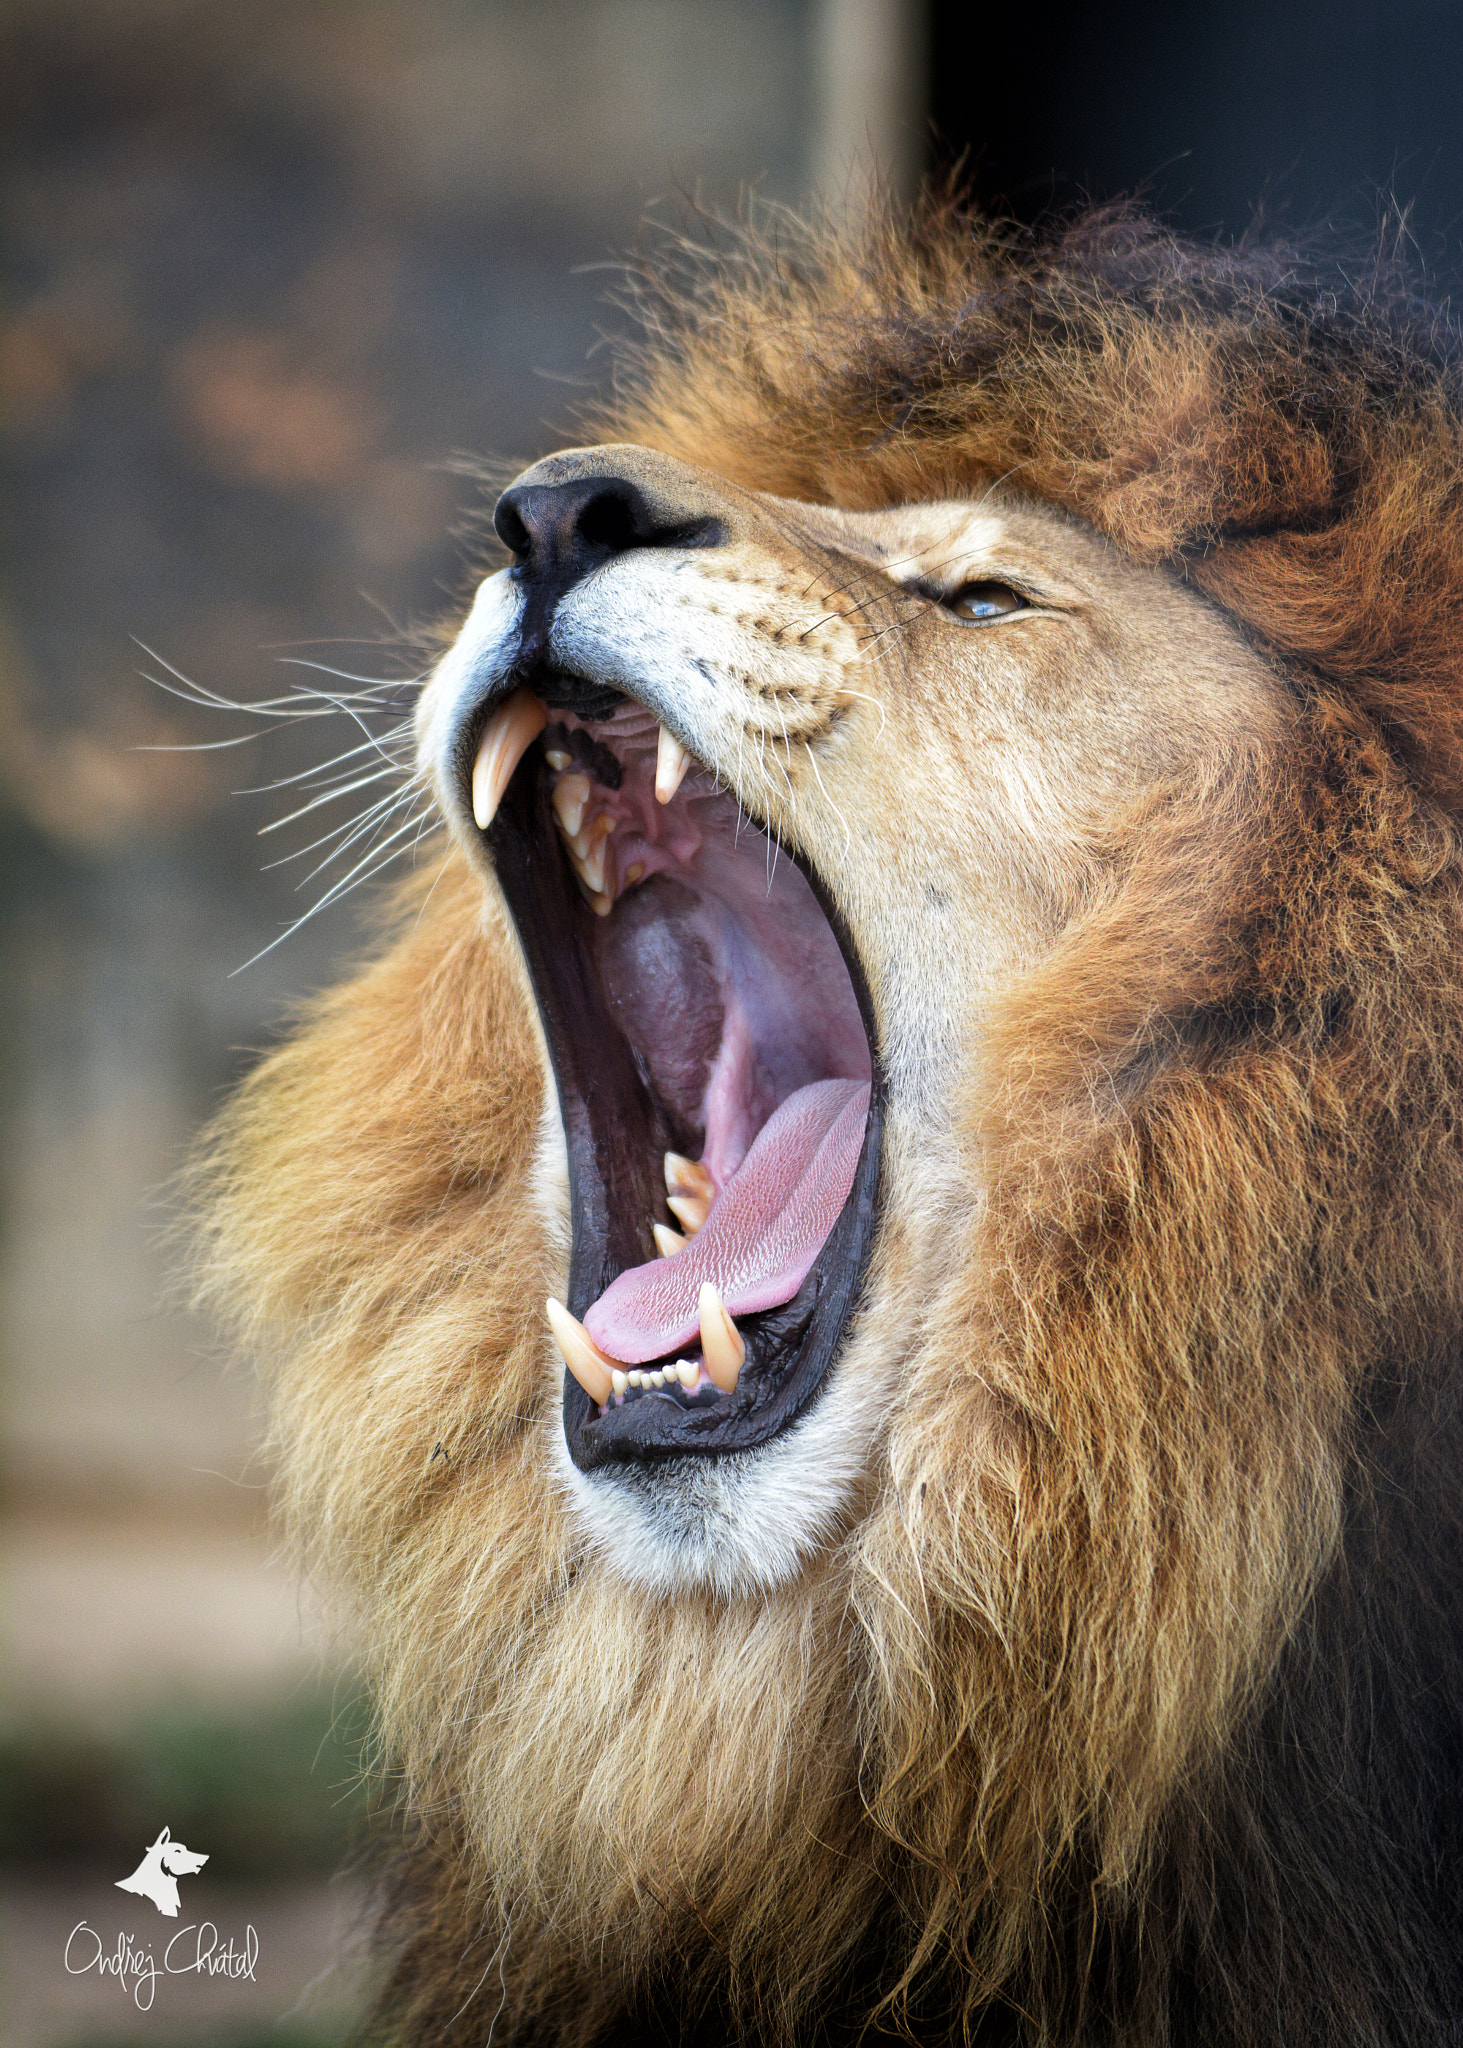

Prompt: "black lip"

[475,674,886,1471]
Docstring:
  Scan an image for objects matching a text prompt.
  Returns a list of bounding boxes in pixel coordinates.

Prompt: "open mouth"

[464,674,884,1471]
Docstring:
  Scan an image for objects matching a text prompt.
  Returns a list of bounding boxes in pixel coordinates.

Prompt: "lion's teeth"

[675,1359,700,1389]
[551,771,592,838]
[610,1368,628,1397]
[698,1282,745,1393]
[544,746,572,771]
[667,1193,711,1235]
[471,688,547,830]
[653,1222,687,1258]
[664,1152,715,1202]
[576,826,613,894]
[654,724,691,805]
[545,1297,616,1405]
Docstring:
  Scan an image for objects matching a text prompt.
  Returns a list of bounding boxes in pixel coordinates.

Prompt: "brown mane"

[197,200,1463,2045]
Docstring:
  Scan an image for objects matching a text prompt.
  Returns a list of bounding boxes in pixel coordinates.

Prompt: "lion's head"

[200,206,1463,2045]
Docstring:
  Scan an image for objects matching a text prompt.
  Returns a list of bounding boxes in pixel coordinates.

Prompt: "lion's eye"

[944,581,1027,621]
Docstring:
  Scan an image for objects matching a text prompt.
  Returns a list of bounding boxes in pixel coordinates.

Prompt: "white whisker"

[259,786,416,871]
[256,762,413,835]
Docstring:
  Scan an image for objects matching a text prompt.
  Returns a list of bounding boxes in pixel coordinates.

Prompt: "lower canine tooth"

[545,1297,616,1405]
[667,1193,710,1235]
[471,688,547,830]
[698,1282,745,1393]
[655,724,692,805]
[653,1222,687,1258]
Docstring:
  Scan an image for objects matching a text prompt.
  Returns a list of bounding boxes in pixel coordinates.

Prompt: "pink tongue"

[583,1078,870,1365]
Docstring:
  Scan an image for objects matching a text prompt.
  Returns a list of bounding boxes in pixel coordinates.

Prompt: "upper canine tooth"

[698,1282,745,1393]
[664,1152,715,1202]
[654,724,691,806]
[552,771,593,838]
[545,1297,617,1405]
[471,688,547,830]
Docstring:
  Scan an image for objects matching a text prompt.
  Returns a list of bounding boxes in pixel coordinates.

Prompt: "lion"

[196,203,1463,2045]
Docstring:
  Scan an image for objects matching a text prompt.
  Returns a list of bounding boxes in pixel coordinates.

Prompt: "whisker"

[134,728,298,753]
[139,638,432,970]
[288,796,427,891]
[231,810,434,974]
[256,762,413,835]
[837,687,889,737]
[278,656,426,695]
[259,785,416,870]
[232,721,415,796]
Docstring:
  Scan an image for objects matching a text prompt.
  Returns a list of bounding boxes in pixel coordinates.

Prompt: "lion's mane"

[198,204,1463,2044]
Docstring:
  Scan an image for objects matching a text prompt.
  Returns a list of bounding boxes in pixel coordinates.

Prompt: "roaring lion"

[198,205,1463,2044]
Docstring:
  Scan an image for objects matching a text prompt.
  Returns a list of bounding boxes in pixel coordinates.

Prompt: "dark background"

[5,3,1463,2041]
[930,0,1463,282]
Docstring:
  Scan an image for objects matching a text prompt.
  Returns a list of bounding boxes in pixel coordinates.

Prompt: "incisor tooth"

[667,1193,711,1235]
[675,1359,699,1389]
[664,1152,715,1202]
[544,746,572,771]
[610,1368,628,1397]
[698,1281,745,1393]
[551,771,592,838]
[545,1297,616,1405]
[655,723,691,805]
[471,688,547,830]
[653,1222,687,1258]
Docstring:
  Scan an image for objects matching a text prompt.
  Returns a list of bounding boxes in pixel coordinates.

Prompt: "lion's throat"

[583,1078,869,1363]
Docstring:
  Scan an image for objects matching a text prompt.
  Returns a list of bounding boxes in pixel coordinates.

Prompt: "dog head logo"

[114,1827,209,1918]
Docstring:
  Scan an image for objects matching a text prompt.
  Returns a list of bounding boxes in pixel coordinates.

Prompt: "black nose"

[493,474,719,589]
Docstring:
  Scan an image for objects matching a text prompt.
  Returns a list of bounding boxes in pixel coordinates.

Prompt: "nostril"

[493,495,532,559]
[576,487,642,554]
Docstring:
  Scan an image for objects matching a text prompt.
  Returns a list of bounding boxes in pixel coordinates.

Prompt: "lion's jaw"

[415,443,1288,1596]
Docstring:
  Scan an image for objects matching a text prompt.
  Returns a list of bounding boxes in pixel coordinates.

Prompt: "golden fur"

[197,202,1463,2044]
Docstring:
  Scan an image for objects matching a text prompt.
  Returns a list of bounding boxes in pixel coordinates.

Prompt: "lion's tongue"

[584,1078,870,1365]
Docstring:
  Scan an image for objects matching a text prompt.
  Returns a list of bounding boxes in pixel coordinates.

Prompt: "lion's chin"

[467,680,886,1541]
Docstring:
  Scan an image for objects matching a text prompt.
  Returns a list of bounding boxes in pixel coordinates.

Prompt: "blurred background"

[4,1,1463,2041]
